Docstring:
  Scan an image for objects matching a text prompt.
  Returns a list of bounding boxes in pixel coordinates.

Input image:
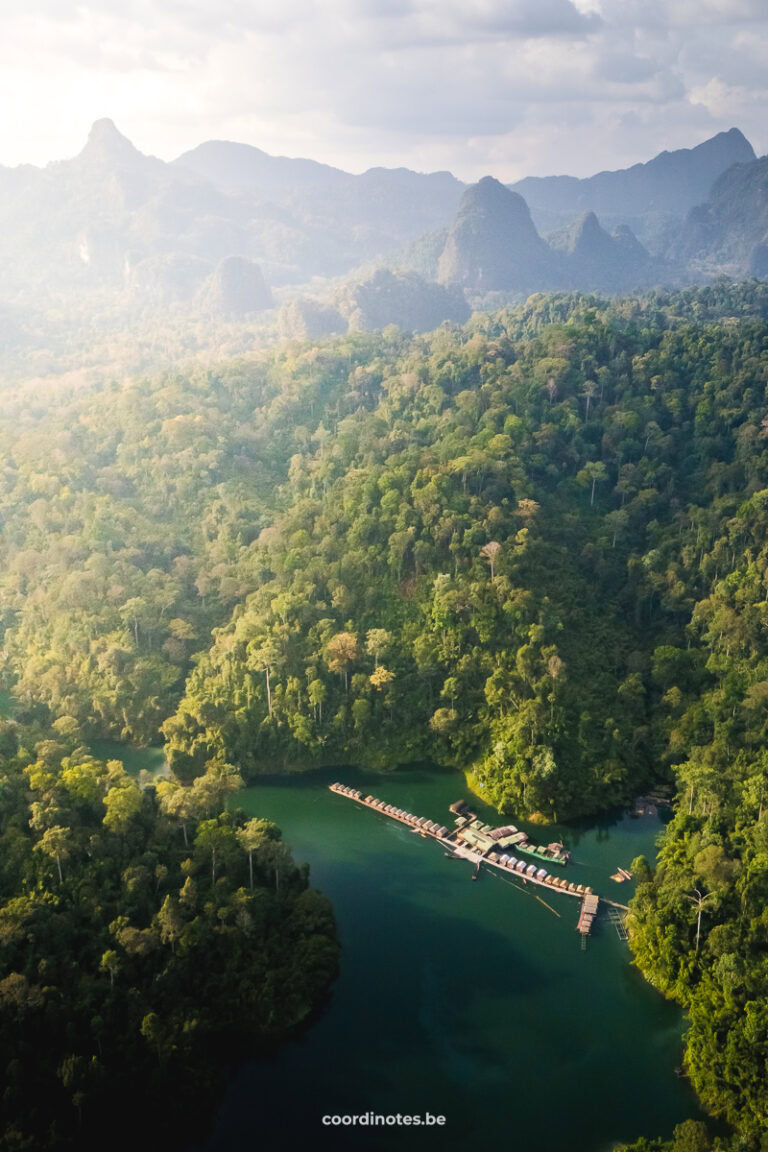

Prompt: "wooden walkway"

[330,784,641,942]
[600,897,629,911]
[329,783,593,903]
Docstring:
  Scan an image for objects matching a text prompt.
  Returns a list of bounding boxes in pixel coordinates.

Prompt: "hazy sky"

[1,0,766,180]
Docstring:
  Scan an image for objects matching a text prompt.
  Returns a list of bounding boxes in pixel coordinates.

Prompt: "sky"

[0,0,766,181]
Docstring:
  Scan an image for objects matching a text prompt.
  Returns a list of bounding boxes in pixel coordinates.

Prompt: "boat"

[516,838,571,866]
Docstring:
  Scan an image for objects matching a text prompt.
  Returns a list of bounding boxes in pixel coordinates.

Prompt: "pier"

[329,783,595,907]
[329,782,451,839]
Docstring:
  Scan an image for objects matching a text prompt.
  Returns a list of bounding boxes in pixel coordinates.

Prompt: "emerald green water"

[89,740,167,778]
[195,766,701,1152]
[0,694,701,1147]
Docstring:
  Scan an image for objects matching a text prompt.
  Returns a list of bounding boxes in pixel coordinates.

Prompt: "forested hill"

[5,284,768,1145]
[162,283,768,821]
[1,283,768,815]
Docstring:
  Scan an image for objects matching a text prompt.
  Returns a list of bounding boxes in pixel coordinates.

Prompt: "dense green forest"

[625,484,768,1147]
[5,281,768,1147]
[0,712,337,1149]
[162,281,768,825]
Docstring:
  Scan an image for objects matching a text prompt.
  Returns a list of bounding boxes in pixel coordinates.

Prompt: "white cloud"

[0,0,764,180]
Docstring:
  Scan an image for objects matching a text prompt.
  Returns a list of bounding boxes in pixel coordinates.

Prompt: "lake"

[187,764,702,1152]
[0,705,702,1151]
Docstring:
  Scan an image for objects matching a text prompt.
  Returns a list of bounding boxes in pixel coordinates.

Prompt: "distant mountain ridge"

[174,139,464,267]
[0,119,765,347]
[550,211,657,291]
[431,177,661,296]
[510,128,756,244]
[671,155,768,275]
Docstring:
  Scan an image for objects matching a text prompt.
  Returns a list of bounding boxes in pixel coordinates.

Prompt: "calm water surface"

[194,766,701,1152]
[89,739,167,777]
[0,700,701,1149]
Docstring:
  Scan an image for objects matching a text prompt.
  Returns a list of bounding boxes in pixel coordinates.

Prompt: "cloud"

[0,0,764,180]
[387,0,602,43]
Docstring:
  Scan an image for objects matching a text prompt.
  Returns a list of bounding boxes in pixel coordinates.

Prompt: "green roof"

[498,831,527,846]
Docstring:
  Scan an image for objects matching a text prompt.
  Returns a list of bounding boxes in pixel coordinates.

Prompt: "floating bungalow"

[451,813,571,866]
[327,785,594,921]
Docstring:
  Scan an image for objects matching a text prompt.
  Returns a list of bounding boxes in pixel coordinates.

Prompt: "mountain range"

[1,119,767,345]
[509,127,756,247]
[432,177,659,295]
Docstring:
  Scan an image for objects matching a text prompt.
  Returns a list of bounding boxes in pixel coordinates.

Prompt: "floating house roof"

[497,831,528,847]
[458,825,497,853]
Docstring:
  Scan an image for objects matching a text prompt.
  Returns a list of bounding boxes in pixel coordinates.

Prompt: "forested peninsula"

[0,721,338,1150]
[3,282,768,1148]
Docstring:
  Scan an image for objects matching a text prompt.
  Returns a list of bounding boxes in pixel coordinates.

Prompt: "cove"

[191,764,703,1152]
[89,739,167,777]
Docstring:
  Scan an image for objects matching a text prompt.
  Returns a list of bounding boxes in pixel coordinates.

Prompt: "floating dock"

[329,782,449,838]
[577,893,600,936]
[329,783,592,904]
[451,809,570,866]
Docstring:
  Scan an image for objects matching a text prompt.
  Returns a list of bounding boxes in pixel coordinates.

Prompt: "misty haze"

[0,117,765,379]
